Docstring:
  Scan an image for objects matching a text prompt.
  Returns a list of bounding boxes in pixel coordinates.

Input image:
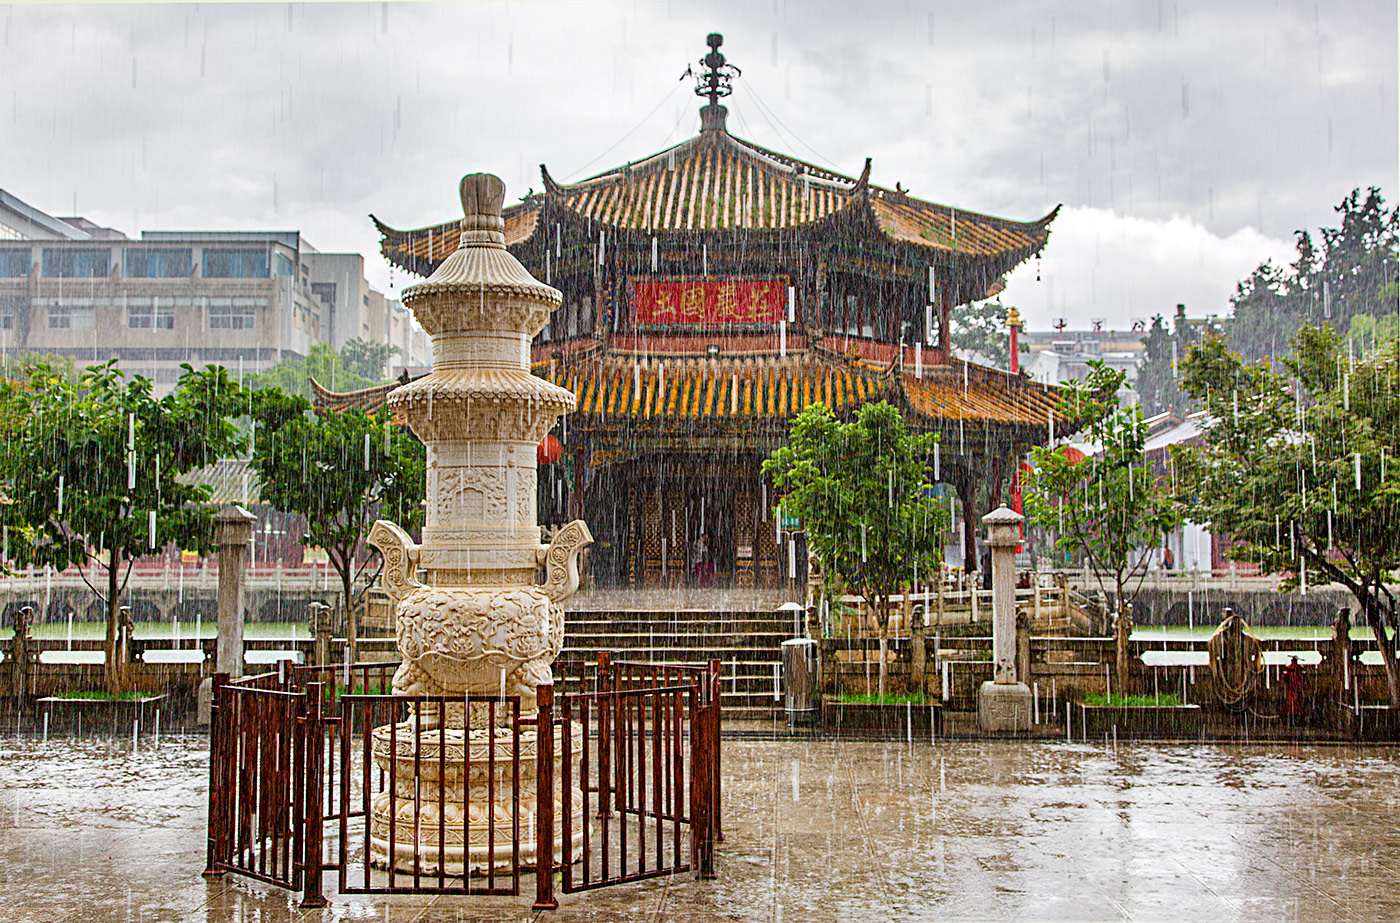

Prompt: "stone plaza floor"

[1,732,1398,922]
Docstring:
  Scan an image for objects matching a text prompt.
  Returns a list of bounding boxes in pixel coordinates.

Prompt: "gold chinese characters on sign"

[630,277,787,327]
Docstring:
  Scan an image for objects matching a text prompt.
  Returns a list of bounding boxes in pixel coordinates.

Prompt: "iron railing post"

[300,682,327,908]
[708,657,723,844]
[534,683,558,910]
[203,671,231,878]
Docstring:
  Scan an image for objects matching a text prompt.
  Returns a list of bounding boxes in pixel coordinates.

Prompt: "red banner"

[631,277,786,327]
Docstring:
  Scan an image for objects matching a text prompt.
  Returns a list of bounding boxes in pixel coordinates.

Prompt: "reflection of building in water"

[325,35,1073,588]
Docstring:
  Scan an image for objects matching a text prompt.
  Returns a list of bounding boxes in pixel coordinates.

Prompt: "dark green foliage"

[1175,326,1400,704]
[248,341,389,399]
[248,399,425,658]
[1137,306,1198,418]
[763,402,948,694]
[1229,187,1398,363]
[1023,361,1182,610]
[951,299,1022,368]
[0,360,247,691]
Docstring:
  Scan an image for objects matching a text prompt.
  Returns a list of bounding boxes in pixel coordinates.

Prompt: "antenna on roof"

[694,33,740,133]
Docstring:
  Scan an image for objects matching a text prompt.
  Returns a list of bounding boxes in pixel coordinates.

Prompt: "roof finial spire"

[693,33,740,133]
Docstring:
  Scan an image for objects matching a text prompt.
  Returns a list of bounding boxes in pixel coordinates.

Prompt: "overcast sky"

[2,0,1395,330]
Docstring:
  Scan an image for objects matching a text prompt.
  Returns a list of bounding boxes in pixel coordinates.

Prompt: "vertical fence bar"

[301,683,327,908]
[437,697,446,889]
[581,695,592,887]
[488,697,497,892]
[512,697,521,897]
[709,658,723,844]
[534,684,558,911]
[561,693,574,892]
[203,672,231,878]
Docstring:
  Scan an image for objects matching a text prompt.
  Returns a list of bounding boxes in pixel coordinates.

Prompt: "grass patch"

[1083,692,1184,707]
[50,689,154,701]
[837,691,928,705]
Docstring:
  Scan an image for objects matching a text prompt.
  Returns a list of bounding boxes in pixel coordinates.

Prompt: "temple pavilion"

[324,35,1070,591]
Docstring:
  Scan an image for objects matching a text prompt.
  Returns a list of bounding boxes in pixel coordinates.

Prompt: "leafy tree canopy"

[1229,187,1398,363]
[248,398,425,659]
[249,341,391,399]
[1136,306,1199,419]
[1175,326,1400,704]
[0,360,247,691]
[951,299,1024,369]
[762,401,947,694]
[1023,360,1182,613]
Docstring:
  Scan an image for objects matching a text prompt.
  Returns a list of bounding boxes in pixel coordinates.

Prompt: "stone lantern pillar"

[366,173,592,874]
[213,504,257,678]
[978,505,1032,731]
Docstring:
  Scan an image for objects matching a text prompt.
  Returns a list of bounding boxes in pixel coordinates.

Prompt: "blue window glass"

[125,248,192,278]
[203,248,269,278]
[0,249,29,277]
[42,248,111,278]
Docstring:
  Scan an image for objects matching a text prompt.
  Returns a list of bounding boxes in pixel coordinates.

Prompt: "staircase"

[560,610,794,721]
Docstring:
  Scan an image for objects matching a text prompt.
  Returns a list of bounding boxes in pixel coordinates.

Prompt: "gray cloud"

[1,1,1393,326]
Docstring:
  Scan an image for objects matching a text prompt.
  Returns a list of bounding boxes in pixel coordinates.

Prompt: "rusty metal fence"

[203,654,722,909]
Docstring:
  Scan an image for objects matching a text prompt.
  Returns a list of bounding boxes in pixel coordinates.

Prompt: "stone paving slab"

[1,734,1398,922]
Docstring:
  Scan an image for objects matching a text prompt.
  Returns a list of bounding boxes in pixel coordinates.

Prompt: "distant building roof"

[0,188,91,240]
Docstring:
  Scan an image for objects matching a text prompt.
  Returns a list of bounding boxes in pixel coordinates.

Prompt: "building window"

[310,282,336,307]
[127,297,175,329]
[209,298,256,330]
[0,295,21,329]
[0,249,29,277]
[203,248,269,278]
[42,248,111,278]
[0,221,23,241]
[275,252,295,276]
[125,248,192,278]
[47,301,96,329]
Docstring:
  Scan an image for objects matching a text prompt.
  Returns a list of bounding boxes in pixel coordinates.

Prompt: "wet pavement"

[2,733,1398,922]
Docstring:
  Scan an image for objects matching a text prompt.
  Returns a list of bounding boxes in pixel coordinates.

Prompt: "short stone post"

[10,605,34,698]
[198,505,256,725]
[309,601,333,667]
[214,505,256,678]
[978,506,1032,731]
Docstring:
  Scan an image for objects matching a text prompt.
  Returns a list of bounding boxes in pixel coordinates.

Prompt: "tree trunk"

[876,594,889,698]
[103,553,125,695]
[340,559,359,666]
[1362,600,1400,707]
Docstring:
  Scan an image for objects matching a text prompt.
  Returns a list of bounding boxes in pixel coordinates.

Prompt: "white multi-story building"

[0,188,426,391]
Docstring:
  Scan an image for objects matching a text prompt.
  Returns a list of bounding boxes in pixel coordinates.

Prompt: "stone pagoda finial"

[458,172,506,240]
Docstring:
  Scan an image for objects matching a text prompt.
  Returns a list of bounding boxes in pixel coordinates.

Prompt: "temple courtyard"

[0,734,1396,923]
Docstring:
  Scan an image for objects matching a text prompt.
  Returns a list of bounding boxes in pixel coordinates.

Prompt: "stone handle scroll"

[367,519,422,605]
[539,519,594,603]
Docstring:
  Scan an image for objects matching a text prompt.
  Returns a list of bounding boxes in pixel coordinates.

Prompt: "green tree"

[340,337,400,381]
[0,360,245,693]
[762,402,947,695]
[951,299,1023,368]
[1175,327,1400,705]
[1023,361,1182,683]
[249,342,386,400]
[1230,187,1398,362]
[249,399,425,661]
[1136,305,1199,418]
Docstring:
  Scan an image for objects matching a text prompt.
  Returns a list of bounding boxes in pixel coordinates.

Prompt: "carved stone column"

[366,174,592,874]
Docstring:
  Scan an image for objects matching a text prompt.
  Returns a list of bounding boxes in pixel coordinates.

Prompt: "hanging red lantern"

[537,434,563,465]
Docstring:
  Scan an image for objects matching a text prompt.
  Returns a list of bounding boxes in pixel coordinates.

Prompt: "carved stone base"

[369,719,586,874]
[977,681,1033,732]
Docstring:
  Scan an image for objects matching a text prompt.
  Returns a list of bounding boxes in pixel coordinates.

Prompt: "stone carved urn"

[366,173,590,873]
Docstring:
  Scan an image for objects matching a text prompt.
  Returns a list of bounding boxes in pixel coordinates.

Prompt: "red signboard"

[631,277,786,327]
